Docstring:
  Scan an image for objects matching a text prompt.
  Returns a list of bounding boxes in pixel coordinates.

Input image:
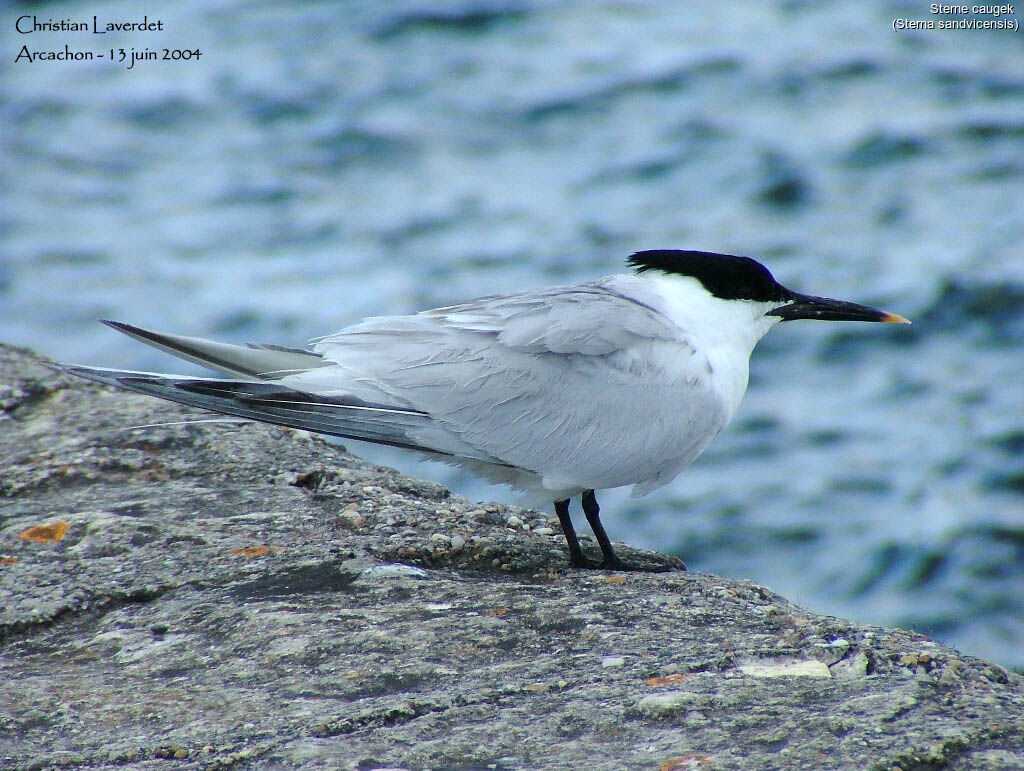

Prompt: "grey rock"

[1,342,1022,770]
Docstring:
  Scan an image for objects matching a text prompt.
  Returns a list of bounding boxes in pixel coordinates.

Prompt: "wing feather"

[101,320,326,379]
[60,364,510,464]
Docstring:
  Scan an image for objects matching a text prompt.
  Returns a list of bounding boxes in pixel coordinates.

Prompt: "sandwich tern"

[61,250,909,571]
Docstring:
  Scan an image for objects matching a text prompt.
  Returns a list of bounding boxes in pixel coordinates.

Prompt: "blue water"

[3,0,1022,671]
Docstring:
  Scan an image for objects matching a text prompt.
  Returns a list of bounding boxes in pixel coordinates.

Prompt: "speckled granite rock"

[1,342,1022,770]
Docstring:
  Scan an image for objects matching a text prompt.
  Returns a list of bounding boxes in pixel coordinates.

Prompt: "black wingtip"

[41,359,69,375]
[101,319,132,332]
[100,320,171,347]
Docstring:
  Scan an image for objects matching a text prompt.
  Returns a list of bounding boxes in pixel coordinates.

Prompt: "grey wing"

[60,363,511,465]
[305,280,728,493]
[100,320,328,378]
[424,283,677,354]
[65,321,509,465]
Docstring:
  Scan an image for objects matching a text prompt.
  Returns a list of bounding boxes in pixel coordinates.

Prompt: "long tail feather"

[100,320,326,379]
[60,364,453,456]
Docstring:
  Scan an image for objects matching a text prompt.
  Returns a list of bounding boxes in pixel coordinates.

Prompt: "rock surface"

[1,342,1022,770]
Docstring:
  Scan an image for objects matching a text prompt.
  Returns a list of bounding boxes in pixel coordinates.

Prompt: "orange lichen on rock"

[645,673,689,687]
[19,521,70,543]
[660,754,712,770]
[231,545,272,557]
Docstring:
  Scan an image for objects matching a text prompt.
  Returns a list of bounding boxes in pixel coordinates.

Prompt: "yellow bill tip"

[881,311,911,324]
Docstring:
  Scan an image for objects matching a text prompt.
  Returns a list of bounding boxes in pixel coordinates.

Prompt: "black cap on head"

[627,250,791,303]
[628,249,911,324]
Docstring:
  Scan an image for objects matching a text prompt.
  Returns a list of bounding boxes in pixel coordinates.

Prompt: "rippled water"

[3,0,1023,670]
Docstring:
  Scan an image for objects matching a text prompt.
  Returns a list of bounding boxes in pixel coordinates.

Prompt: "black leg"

[554,498,599,569]
[581,489,626,570]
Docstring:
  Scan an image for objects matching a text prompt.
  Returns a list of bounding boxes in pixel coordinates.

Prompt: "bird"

[60,250,909,571]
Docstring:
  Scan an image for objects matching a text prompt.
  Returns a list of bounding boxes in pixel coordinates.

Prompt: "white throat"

[625,271,785,414]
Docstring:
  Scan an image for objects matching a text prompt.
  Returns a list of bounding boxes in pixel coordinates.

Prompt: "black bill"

[768,292,910,323]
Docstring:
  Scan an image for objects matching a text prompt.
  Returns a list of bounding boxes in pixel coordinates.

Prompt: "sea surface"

[3,0,1023,671]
